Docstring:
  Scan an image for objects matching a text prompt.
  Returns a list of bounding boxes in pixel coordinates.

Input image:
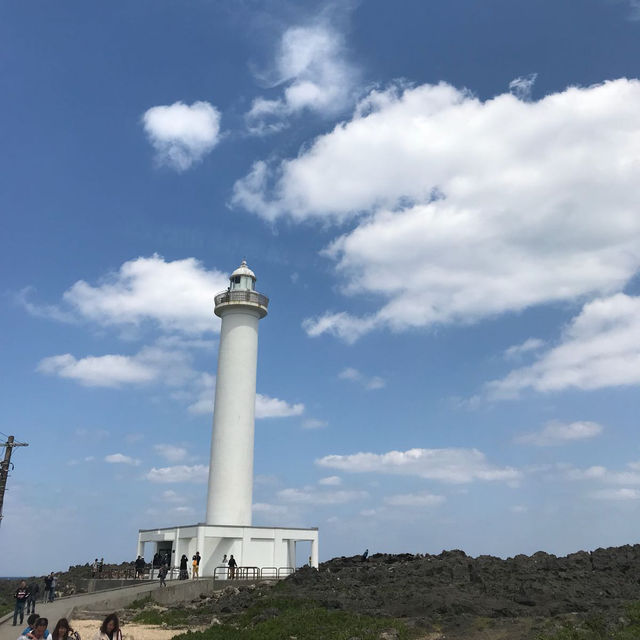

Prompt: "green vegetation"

[537,603,640,639]
[126,596,154,610]
[172,597,411,640]
[132,607,192,627]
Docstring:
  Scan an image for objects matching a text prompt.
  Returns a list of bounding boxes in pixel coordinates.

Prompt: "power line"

[0,435,29,526]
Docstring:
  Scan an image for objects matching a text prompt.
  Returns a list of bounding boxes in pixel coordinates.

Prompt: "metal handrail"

[260,567,278,578]
[214,290,269,308]
[278,566,294,578]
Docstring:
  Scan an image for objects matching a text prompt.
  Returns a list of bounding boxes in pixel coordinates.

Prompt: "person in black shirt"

[13,581,29,626]
[26,581,39,614]
[43,574,53,603]
[227,555,237,579]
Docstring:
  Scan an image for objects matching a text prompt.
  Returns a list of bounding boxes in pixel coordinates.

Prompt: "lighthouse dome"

[231,260,256,280]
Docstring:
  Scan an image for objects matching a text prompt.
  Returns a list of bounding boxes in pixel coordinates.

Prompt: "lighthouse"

[206,260,268,526]
[137,259,319,576]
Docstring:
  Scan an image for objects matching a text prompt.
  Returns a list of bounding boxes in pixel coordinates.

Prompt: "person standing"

[49,575,56,602]
[134,556,145,579]
[195,551,201,571]
[91,560,98,578]
[43,575,52,603]
[191,556,198,579]
[13,581,29,626]
[228,554,237,580]
[98,559,104,579]
[158,565,167,587]
[26,581,39,614]
[179,554,188,580]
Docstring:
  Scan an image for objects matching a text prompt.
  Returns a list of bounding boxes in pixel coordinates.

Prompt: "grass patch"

[126,596,153,610]
[173,597,410,640]
[132,608,192,627]
[536,602,640,639]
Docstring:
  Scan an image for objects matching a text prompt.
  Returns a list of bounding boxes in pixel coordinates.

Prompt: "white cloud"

[338,367,386,390]
[234,79,640,342]
[37,345,195,388]
[38,353,157,387]
[245,23,357,134]
[278,487,368,505]
[153,444,188,463]
[59,255,227,336]
[490,294,640,397]
[508,73,538,100]
[145,464,209,484]
[591,488,640,501]
[186,372,216,415]
[142,101,221,171]
[160,490,183,503]
[255,394,304,418]
[302,418,328,430]
[383,492,445,507]
[318,475,342,486]
[317,448,520,484]
[105,453,140,466]
[252,503,291,516]
[187,377,304,419]
[517,421,604,446]
[504,338,545,360]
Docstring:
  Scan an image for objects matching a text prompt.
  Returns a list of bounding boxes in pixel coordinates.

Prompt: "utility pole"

[0,435,29,526]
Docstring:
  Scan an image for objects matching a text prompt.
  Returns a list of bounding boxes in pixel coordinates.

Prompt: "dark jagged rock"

[273,545,640,625]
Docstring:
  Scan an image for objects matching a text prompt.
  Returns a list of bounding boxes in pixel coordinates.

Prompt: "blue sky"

[2,0,640,576]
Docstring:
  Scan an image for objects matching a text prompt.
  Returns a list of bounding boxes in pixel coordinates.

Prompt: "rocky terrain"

[198,545,640,638]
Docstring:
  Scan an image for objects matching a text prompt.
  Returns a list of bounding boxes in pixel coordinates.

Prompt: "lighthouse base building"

[137,261,319,578]
[137,523,319,578]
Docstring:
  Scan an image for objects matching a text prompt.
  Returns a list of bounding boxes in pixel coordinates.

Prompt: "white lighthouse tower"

[206,260,268,526]
[137,260,318,577]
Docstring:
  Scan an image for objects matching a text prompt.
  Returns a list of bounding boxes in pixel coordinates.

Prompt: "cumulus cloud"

[245,23,357,134]
[317,448,520,484]
[277,487,368,505]
[187,376,304,419]
[338,367,385,390]
[23,255,227,336]
[153,444,188,463]
[490,294,640,397]
[318,475,342,486]
[255,394,304,418]
[142,101,221,171]
[383,492,445,507]
[234,79,640,342]
[38,353,158,387]
[105,453,140,466]
[517,421,604,446]
[37,345,195,388]
[58,255,227,336]
[145,464,208,483]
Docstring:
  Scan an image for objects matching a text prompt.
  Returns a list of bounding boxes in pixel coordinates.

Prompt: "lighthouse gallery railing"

[215,290,270,308]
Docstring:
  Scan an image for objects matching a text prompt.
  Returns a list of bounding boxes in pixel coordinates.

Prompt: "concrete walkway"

[0,579,219,640]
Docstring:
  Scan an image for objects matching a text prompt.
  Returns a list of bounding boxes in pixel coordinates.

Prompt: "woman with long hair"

[52,619,69,640]
[94,614,121,640]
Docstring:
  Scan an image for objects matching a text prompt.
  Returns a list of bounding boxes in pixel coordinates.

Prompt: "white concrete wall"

[139,525,318,575]
[206,308,261,526]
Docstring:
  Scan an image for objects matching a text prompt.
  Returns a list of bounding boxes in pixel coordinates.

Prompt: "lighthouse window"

[233,276,240,284]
